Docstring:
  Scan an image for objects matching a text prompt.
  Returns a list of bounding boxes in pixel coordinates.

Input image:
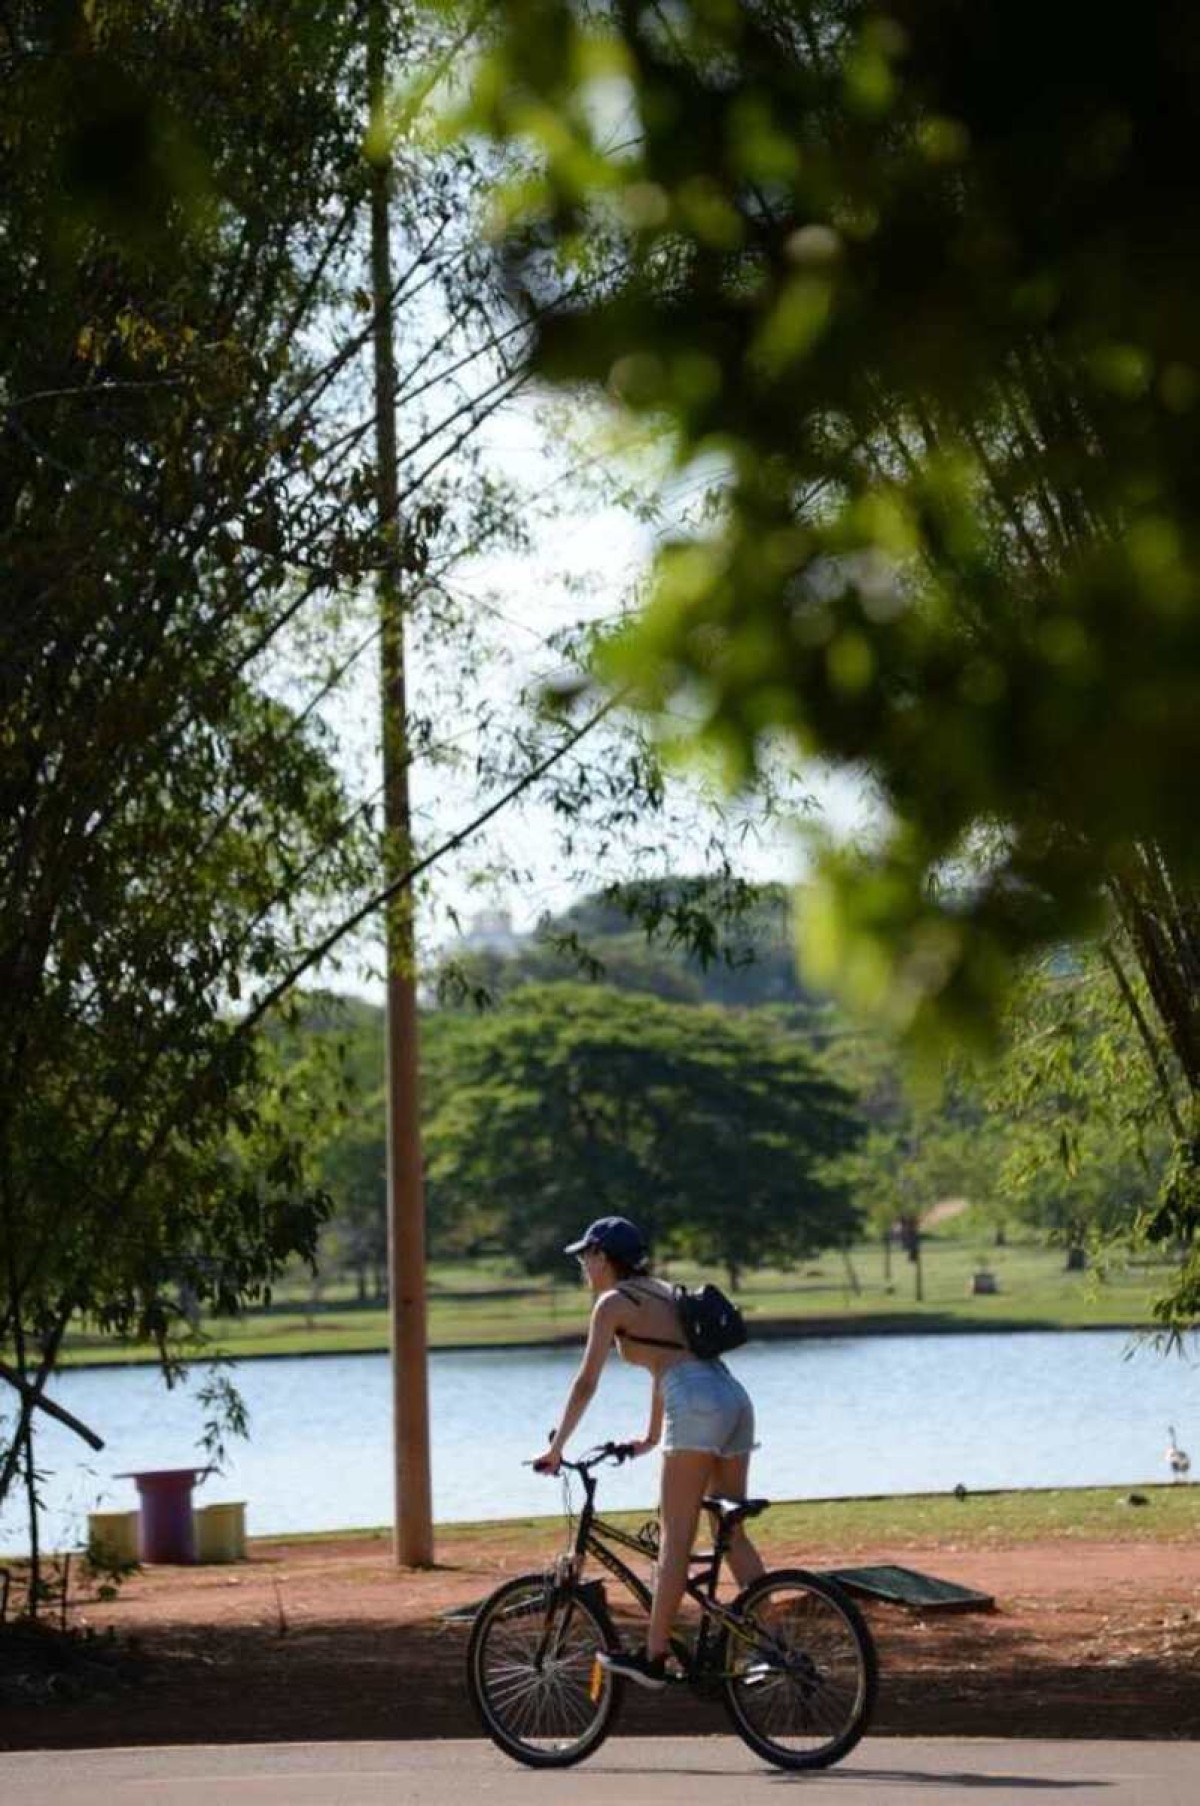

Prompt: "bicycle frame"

[471,1446,877,1773]
[552,1449,766,1683]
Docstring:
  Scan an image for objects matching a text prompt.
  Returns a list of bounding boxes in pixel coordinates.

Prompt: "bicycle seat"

[702,1495,770,1525]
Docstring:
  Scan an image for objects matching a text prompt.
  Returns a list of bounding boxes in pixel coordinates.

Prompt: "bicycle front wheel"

[720,1568,877,1771]
[466,1572,621,1768]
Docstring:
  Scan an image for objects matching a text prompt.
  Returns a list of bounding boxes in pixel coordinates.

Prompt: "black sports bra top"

[614,1282,685,1350]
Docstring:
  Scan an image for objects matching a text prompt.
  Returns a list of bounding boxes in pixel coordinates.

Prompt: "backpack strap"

[615,1283,685,1350]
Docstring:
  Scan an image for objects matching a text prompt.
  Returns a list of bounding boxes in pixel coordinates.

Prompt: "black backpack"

[673,1282,747,1360]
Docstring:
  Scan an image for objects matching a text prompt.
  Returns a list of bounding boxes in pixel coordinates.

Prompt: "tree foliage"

[981,952,1172,1273]
[466,0,1200,1024]
[421,981,862,1283]
[0,0,385,1528]
[300,900,1170,1294]
[463,0,1200,1324]
[436,878,832,1011]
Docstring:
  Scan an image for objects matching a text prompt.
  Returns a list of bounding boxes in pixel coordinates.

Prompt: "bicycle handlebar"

[570,1440,639,1471]
[526,1435,639,1476]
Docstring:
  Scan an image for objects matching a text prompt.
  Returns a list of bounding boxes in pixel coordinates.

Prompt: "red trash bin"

[117,1468,205,1564]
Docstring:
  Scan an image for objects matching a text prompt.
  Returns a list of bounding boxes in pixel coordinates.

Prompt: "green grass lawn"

[264,1482,1200,1560]
[51,1237,1178,1367]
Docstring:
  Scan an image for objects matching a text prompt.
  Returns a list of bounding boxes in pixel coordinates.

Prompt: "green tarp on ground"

[819,1564,994,1612]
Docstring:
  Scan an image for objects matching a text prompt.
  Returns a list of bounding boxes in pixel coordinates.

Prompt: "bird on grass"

[1166,1426,1191,1482]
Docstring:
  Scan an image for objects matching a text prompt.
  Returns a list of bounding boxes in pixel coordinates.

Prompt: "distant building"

[461,908,521,955]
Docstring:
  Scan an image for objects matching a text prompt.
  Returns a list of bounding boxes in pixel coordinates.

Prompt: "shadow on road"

[0,1612,1193,1754]
[796,1771,1109,1792]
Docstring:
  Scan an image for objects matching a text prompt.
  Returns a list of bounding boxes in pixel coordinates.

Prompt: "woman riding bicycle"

[532,1214,765,1689]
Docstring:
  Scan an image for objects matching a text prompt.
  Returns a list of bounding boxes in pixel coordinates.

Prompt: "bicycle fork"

[532,1576,619,1694]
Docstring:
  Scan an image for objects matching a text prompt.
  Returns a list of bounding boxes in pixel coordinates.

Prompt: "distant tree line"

[291,883,1171,1297]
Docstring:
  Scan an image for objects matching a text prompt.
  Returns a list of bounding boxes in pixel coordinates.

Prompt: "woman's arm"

[632,1374,663,1457]
[533,1293,621,1472]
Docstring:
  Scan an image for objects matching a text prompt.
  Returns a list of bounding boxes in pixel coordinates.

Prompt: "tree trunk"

[23,1420,40,1622]
[896,1216,924,1301]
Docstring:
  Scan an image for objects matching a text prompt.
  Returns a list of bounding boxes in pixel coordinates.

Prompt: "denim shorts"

[661,1358,756,1457]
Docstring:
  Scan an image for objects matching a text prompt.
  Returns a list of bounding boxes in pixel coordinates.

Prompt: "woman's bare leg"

[709,1450,766,1588]
[647,1449,713,1659]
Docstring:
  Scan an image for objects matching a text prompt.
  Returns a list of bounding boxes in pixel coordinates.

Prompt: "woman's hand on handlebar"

[628,1436,657,1458]
[529,1437,640,1475]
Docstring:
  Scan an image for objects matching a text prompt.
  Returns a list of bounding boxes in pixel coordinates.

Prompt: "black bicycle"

[466,1441,877,1770]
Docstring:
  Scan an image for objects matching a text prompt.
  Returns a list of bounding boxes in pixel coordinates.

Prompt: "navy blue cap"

[564,1216,649,1269]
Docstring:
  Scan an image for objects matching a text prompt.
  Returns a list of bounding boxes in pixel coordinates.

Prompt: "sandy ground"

[2,1523,1199,1749]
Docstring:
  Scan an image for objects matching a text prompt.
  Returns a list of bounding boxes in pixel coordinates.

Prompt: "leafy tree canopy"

[461,0,1200,1058]
[0,0,380,1517]
[980,951,1172,1272]
[422,979,863,1283]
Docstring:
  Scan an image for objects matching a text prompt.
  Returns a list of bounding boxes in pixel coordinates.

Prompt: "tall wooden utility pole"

[367,0,433,1568]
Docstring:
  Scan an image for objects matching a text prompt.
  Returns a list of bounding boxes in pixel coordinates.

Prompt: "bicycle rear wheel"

[720,1568,877,1771]
[466,1571,621,1767]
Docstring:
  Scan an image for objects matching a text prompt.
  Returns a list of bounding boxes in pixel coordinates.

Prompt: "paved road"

[2,1738,1197,1804]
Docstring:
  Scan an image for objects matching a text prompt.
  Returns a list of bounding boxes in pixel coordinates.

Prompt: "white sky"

[274,331,880,1002]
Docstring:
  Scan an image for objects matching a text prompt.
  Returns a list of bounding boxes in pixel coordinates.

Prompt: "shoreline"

[4,1479,1195,1562]
[50,1312,1161,1373]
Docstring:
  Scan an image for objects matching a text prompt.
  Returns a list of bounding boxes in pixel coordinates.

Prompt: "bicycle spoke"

[546,1670,592,1734]
[470,1575,616,1763]
[721,1572,876,1770]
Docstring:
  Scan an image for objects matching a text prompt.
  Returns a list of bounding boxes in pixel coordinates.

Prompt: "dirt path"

[3,1526,1199,1749]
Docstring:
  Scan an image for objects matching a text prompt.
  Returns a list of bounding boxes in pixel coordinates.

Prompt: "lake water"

[2,1328,1197,1555]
